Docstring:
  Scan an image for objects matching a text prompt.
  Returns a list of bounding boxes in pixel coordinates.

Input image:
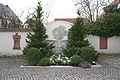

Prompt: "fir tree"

[23,2,54,56]
[67,11,90,48]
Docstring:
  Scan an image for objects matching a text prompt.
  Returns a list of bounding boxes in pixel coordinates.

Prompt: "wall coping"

[0,28,32,32]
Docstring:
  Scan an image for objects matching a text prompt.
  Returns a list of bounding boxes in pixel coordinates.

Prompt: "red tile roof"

[54,18,76,23]
[110,0,120,5]
[55,18,89,23]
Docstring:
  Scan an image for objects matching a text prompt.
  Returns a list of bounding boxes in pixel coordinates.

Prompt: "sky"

[0,0,78,22]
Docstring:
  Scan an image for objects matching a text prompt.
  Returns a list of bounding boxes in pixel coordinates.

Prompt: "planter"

[20,65,73,68]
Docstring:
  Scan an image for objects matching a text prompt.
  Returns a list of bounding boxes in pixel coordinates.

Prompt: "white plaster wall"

[45,21,73,40]
[86,35,99,50]
[107,36,120,53]
[0,32,28,55]
[0,20,74,55]
[45,21,120,54]
[87,35,120,54]
[0,21,120,55]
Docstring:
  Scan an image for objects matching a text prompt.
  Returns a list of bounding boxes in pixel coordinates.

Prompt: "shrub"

[41,48,54,58]
[39,58,50,66]
[70,55,82,66]
[23,47,28,55]
[80,46,99,63]
[63,47,81,58]
[26,48,41,66]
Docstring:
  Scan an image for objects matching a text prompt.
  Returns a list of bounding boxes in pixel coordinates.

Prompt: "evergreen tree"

[23,2,54,56]
[67,11,90,48]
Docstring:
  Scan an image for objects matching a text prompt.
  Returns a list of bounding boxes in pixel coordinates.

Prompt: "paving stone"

[0,56,120,80]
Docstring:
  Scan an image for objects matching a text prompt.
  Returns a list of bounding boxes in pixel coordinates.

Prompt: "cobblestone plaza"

[0,56,120,80]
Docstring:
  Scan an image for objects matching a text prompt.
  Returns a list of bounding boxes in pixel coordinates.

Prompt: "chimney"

[6,5,8,7]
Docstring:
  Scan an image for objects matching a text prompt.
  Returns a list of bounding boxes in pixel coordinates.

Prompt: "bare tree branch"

[74,0,115,22]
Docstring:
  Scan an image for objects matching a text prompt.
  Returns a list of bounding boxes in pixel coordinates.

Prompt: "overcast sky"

[0,0,78,22]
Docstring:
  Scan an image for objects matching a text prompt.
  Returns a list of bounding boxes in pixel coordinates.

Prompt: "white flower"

[65,57,69,60]
[52,61,55,63]
[57,57,60,61]
[63,61,66,63]
[59,59,62,61]
[57,55,61,60]
[67,60,71,62]
[49,58,52,61]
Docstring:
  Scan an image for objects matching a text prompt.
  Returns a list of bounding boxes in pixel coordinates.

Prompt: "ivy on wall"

[85,13,120,37]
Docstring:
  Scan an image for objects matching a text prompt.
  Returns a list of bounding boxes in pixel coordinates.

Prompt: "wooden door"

[100,37,107,49]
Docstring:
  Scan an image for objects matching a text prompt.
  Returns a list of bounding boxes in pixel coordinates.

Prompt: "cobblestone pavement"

[0,56,120,80]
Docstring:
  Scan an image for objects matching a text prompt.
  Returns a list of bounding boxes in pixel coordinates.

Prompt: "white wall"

[45,21,120,54]
[0,21,73,55]
[0,21,120,55]
[87,35,120,54]
[0,32,28,55]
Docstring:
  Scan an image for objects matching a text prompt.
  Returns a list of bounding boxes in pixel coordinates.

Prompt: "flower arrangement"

[49,54,70,65]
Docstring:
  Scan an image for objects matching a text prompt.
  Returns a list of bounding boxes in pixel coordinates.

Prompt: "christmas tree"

[23,2,54,56]
[67,11,90,48]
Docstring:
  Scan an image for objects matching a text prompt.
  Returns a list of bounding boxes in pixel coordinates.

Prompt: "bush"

[80,46,99,63]
[70,55,82,66]
[39,58,50,66]
[26,48,41,66]
[41,48,54,58]
[63,47,81,58]
[23,47,28,55]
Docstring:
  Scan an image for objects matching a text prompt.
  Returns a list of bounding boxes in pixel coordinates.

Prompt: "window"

[13,33,21,50]
[100,37,107,49]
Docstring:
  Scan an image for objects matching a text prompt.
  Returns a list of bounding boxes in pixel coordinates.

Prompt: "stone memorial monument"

[45,21,72,54]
